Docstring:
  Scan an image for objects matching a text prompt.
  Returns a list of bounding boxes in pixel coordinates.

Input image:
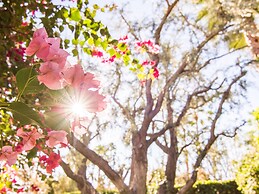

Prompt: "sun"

[70,102,86,117]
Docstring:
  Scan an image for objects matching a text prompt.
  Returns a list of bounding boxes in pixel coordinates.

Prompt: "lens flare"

[70,102,86,117]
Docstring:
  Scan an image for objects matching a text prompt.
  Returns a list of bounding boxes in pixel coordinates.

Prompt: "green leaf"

[64,39,70,45]
[229,33,247,49]
[83,18,92,26]
[87,37,94,46]
[68,24,75,32]
[101,40,108,50]
[118,42,127,51]
[83,31,90,40]
[8,102,43,126]
[72,49,79,56]
[62,9,69,18]
[108,48,116,56]
[123,55,130,65]
[16,67,44,95]
[95,38,102,47]
[59,25,64,32]
[27,147,38,160]
[83,47,91,54]
[44,111,70,131]
[72,39,78,45]
[196,9,208,22]
[208,17,217,30]
[93,4,99,10]
[79,40,85,46]
[70,8,81,22]
[23,77,44,94]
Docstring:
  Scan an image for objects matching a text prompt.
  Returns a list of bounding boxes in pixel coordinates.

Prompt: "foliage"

[235,109,259,194]
[184,180,241,194]
[96,180,241,194]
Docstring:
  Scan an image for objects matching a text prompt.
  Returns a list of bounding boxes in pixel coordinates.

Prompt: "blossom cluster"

[26,27,106,133]
[91,36,160,81]
[0,27,107,173]
[0,125,67,173]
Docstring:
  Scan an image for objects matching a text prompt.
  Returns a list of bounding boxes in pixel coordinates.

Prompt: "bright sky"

[51,0,259,182]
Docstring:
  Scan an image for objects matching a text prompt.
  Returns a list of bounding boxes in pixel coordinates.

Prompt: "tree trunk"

[166,128,178,193]
[129,132,148,194]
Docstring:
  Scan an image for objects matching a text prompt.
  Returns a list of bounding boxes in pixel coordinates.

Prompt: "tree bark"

[129,132,148,194]
[166,128,178,193]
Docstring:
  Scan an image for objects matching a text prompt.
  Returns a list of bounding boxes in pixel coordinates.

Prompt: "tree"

[236,109,259,194]
[0,0,258,193]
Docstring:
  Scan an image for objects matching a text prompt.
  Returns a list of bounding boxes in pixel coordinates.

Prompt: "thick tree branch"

[145,79,154,118]
[68,134,129,193]
[60,160,98,194]
[155,140,170,154]
[147,123,173,146]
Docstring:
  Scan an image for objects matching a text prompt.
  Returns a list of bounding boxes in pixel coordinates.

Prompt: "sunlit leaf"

[196,9,208,21]
[229,33,247,49]
[16,67,44,95]
[70,8,81,22]
[9,102,43,126]
[87,37,94,46]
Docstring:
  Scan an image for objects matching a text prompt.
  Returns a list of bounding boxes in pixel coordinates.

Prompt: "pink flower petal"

[25,28,48,56]
[46,130,68,148]
[17,127,43,151]
[0,146,18,166]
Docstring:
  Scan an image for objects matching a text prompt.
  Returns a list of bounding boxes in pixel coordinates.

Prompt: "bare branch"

[178,70,247,194]
[210,71,246,137]
[154,0,180,44]
[112,96,136,127]
[147,123,173,146]
[60,160,98,194]
[155,140,169,154]
[68,134,129,193]
[120,12,140,40]
[218,121,246,138]
[165,0,170,7]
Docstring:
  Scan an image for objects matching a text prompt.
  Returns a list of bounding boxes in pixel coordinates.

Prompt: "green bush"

[186,180,241,194]
[101,180,241,194]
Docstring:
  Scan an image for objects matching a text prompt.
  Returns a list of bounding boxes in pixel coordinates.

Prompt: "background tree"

[236,109,259,194]
[0,0,259,194]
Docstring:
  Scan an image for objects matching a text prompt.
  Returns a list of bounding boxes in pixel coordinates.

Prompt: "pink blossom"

[0,146,18,166]
[135,40,160,54]
[63,64,100,89]
[39,152,61,173]
[153,67,159,78]
[75,90,106,113]
[71,117,89,135]
[17,127,43,151]
[25,28,49,56]
[36,37,61,60]
[26,28,62,61]
[46,130,68,148]
[38,60,69,90]
[92,50,103,57]
[44,48,69,66]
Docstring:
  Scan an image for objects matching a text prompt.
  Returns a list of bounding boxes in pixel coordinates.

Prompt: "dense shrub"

[100,180,241,194]
[185,180,241,194]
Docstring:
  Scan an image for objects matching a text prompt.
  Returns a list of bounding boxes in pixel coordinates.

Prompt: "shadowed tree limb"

[68,134,130,194]
[60,160,98,194]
